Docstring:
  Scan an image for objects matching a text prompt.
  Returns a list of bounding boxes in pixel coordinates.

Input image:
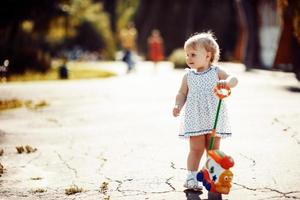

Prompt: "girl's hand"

[215,81,231,99]
[217,80,229,88]
[173,105,181,117]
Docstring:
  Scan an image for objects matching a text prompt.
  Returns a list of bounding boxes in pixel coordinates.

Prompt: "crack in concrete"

[272,117,300,145]
[26,152,42,164]
[261,187,300,199]
[96,153,107,176]
[165,177,176,191]
[291,131,300,145]
[55,151,78,180]
[98,152,107,168]
[105,177,177,197]
[239,153,256,167]
[113,178,147,196]
[171,162,175,169]
[170,162,186,170]
[233,182,257,191]
[234,182,300,199]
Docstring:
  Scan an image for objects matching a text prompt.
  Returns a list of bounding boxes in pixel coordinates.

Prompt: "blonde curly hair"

[184,31,220,65]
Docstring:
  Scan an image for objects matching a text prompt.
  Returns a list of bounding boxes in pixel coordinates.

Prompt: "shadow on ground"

[184,189,202,200]
[285,86,300,93]
[184,189,225,200]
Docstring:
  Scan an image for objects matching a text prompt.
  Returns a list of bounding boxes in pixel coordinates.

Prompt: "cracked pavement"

[0,62,300,200]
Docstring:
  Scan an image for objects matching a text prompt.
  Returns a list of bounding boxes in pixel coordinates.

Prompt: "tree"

[0,0,117,74]
[234,0,260,69]
[275,0,300,80]
[0,0,69,74]
[134,0,238,60]
[64,0,116,59]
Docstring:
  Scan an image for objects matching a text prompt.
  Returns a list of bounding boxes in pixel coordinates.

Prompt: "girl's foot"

[183,178,203,191]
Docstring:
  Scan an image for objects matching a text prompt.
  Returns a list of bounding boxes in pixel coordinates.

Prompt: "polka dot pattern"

[179,67,232,138]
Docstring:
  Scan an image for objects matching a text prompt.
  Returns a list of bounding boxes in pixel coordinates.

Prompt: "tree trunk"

[238,0,260,69]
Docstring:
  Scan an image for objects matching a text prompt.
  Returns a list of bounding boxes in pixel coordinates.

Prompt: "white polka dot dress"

[179,67,231,138]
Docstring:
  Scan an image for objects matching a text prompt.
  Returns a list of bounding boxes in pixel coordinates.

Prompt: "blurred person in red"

[147,29,165,68]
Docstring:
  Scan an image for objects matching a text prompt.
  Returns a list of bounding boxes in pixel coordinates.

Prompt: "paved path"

[0,62,300,200]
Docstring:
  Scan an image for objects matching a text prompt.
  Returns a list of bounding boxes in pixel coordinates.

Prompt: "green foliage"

[62,0,141,58]
[116,0,140,36]
[61,0,116,59]
[168,48,187,69]
[0,0,69,73]
[0,0,143,73]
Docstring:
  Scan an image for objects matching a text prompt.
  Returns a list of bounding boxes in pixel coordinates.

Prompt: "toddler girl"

[172,32,238,192]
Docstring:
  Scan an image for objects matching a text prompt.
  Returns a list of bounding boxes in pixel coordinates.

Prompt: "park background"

[1,1,300,200]
[0,0,299,80]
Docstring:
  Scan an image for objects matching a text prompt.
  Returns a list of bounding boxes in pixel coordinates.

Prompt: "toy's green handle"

[209,85,231,150]
[209,99,222,150]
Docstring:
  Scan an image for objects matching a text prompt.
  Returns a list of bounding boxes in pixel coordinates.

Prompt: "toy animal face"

[218,170,233,187]
[206,158,223,182]
[200,150,234,194]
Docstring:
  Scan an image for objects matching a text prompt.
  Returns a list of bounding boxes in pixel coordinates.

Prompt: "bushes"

[168,48,187,69]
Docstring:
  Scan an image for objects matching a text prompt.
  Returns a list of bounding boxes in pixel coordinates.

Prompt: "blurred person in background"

[120,22,137,73]
[147,29,165,69]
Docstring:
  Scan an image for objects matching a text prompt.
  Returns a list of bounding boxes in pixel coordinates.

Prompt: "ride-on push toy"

[196,85,234,195]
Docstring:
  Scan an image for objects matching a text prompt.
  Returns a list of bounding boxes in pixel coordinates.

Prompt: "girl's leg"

[187,135,206,171]
[185,135,206,190]
[205,135,221,150]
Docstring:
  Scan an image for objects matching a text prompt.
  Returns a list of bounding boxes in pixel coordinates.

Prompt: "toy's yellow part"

[215,170,233,194]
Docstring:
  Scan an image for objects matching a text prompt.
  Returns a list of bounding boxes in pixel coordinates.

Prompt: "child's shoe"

[184,171,203,191]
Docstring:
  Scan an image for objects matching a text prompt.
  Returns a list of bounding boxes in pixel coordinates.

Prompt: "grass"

[7,61,116,82]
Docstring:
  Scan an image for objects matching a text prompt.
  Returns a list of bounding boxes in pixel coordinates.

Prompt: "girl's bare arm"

[173,74,188,117]
[217,68,238,88]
